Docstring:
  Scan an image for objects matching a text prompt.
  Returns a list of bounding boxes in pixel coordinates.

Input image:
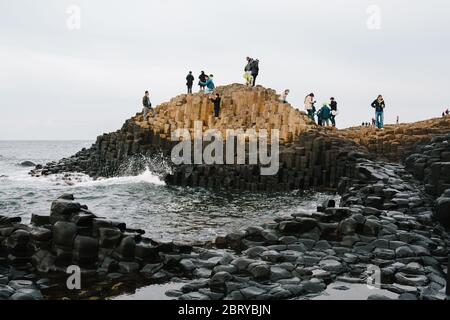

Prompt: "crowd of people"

[301,93,339,127]
[140,58,395,130]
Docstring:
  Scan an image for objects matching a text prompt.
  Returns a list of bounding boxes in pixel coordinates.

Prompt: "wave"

[79,169,165,187]
[0,167,165,187]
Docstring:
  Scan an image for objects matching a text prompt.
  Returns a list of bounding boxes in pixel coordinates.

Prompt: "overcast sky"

[1,0,449,140]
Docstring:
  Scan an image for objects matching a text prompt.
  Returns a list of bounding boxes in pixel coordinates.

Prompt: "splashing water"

[0,140,339,242]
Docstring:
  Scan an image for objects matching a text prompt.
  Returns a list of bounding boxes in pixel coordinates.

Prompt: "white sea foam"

[79,169,165,187]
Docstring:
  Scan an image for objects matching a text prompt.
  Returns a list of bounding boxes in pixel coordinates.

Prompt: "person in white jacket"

[304,93,316,122]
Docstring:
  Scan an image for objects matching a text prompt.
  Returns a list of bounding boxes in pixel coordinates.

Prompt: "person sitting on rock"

[142,91,153,121]
[304,93,316,122]
[371,95,386,129]
[186,71,194,94]
[280,89,290,103]
[330,97,338,127]
[210,93,221,118]
[200,75,215,94]
[198,71,207,92]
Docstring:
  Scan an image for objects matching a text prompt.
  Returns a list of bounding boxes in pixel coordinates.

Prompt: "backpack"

[251,60,259,73]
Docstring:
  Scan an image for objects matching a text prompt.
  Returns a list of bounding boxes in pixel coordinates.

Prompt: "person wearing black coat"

[250,59,259,87]
[210,93,221,118]
[198,71,207,92]
[330,97,338,127]
[186,71,195,94]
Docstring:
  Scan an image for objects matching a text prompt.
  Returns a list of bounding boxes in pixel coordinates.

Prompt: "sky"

[1,0,449,140]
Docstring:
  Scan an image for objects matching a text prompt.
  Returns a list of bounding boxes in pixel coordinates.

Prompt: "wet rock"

[8,280,35,290]
[241,286,266,299]
[140,263,163,278]
[113,237,136,261]
[261,250,281,263]
[193,268,212,279]
[249,263,271,280]
[29,227,52,242]
[367,294,392,300]
[53,221,77,249]
[10,288,43,300]
[319,259,344,273]
[98,227,122,249]
[180,292,210,300]
[434,195,450,229]
[210,271,233,293]
[0,284,15,299]
[395,246,415,259]
[179,259,196,273]
[399,293,418,300]
[231,258,254,272]
[244,246,267,258]
[270,267,291,281]
[20,161,36,167]
[118,262,140,273]
[30,214,50,227]
[301,278,326,294]
[394,273,429,287]
[73,236,98,265]
[50,200,82,223]
[4,229,31,256]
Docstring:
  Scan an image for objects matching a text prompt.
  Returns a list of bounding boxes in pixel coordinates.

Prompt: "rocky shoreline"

[2,134,450,300]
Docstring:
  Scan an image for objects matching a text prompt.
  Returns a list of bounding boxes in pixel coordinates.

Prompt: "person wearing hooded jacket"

[318,103,332,126]
[198,71,207,92]
[200,75,215,94]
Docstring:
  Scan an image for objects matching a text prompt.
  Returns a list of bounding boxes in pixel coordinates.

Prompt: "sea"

[0,140,337,243]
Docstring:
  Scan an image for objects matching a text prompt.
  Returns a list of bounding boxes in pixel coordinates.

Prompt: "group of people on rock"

[141,57,392,129]
[243,57,260,87]
[186,71,216,95]
[302,93,339,127]
[442,109,449,117]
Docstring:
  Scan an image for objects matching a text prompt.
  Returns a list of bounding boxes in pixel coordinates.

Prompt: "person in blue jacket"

[200,75,215,94]
[371,95,386,129]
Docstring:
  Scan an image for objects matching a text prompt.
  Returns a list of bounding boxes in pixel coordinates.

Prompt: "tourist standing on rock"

[200,75,215,94]
[318,103,332,126]
[244,57,254,86]
[186,71,194,94]
[250,59,259,87]
[330,97,338,127]
[142,91,153,121]
[280,89,290,103]
[198,71,207,92]
[304,93,316,122]
[210,93,221,118]
[371,95,386,129]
